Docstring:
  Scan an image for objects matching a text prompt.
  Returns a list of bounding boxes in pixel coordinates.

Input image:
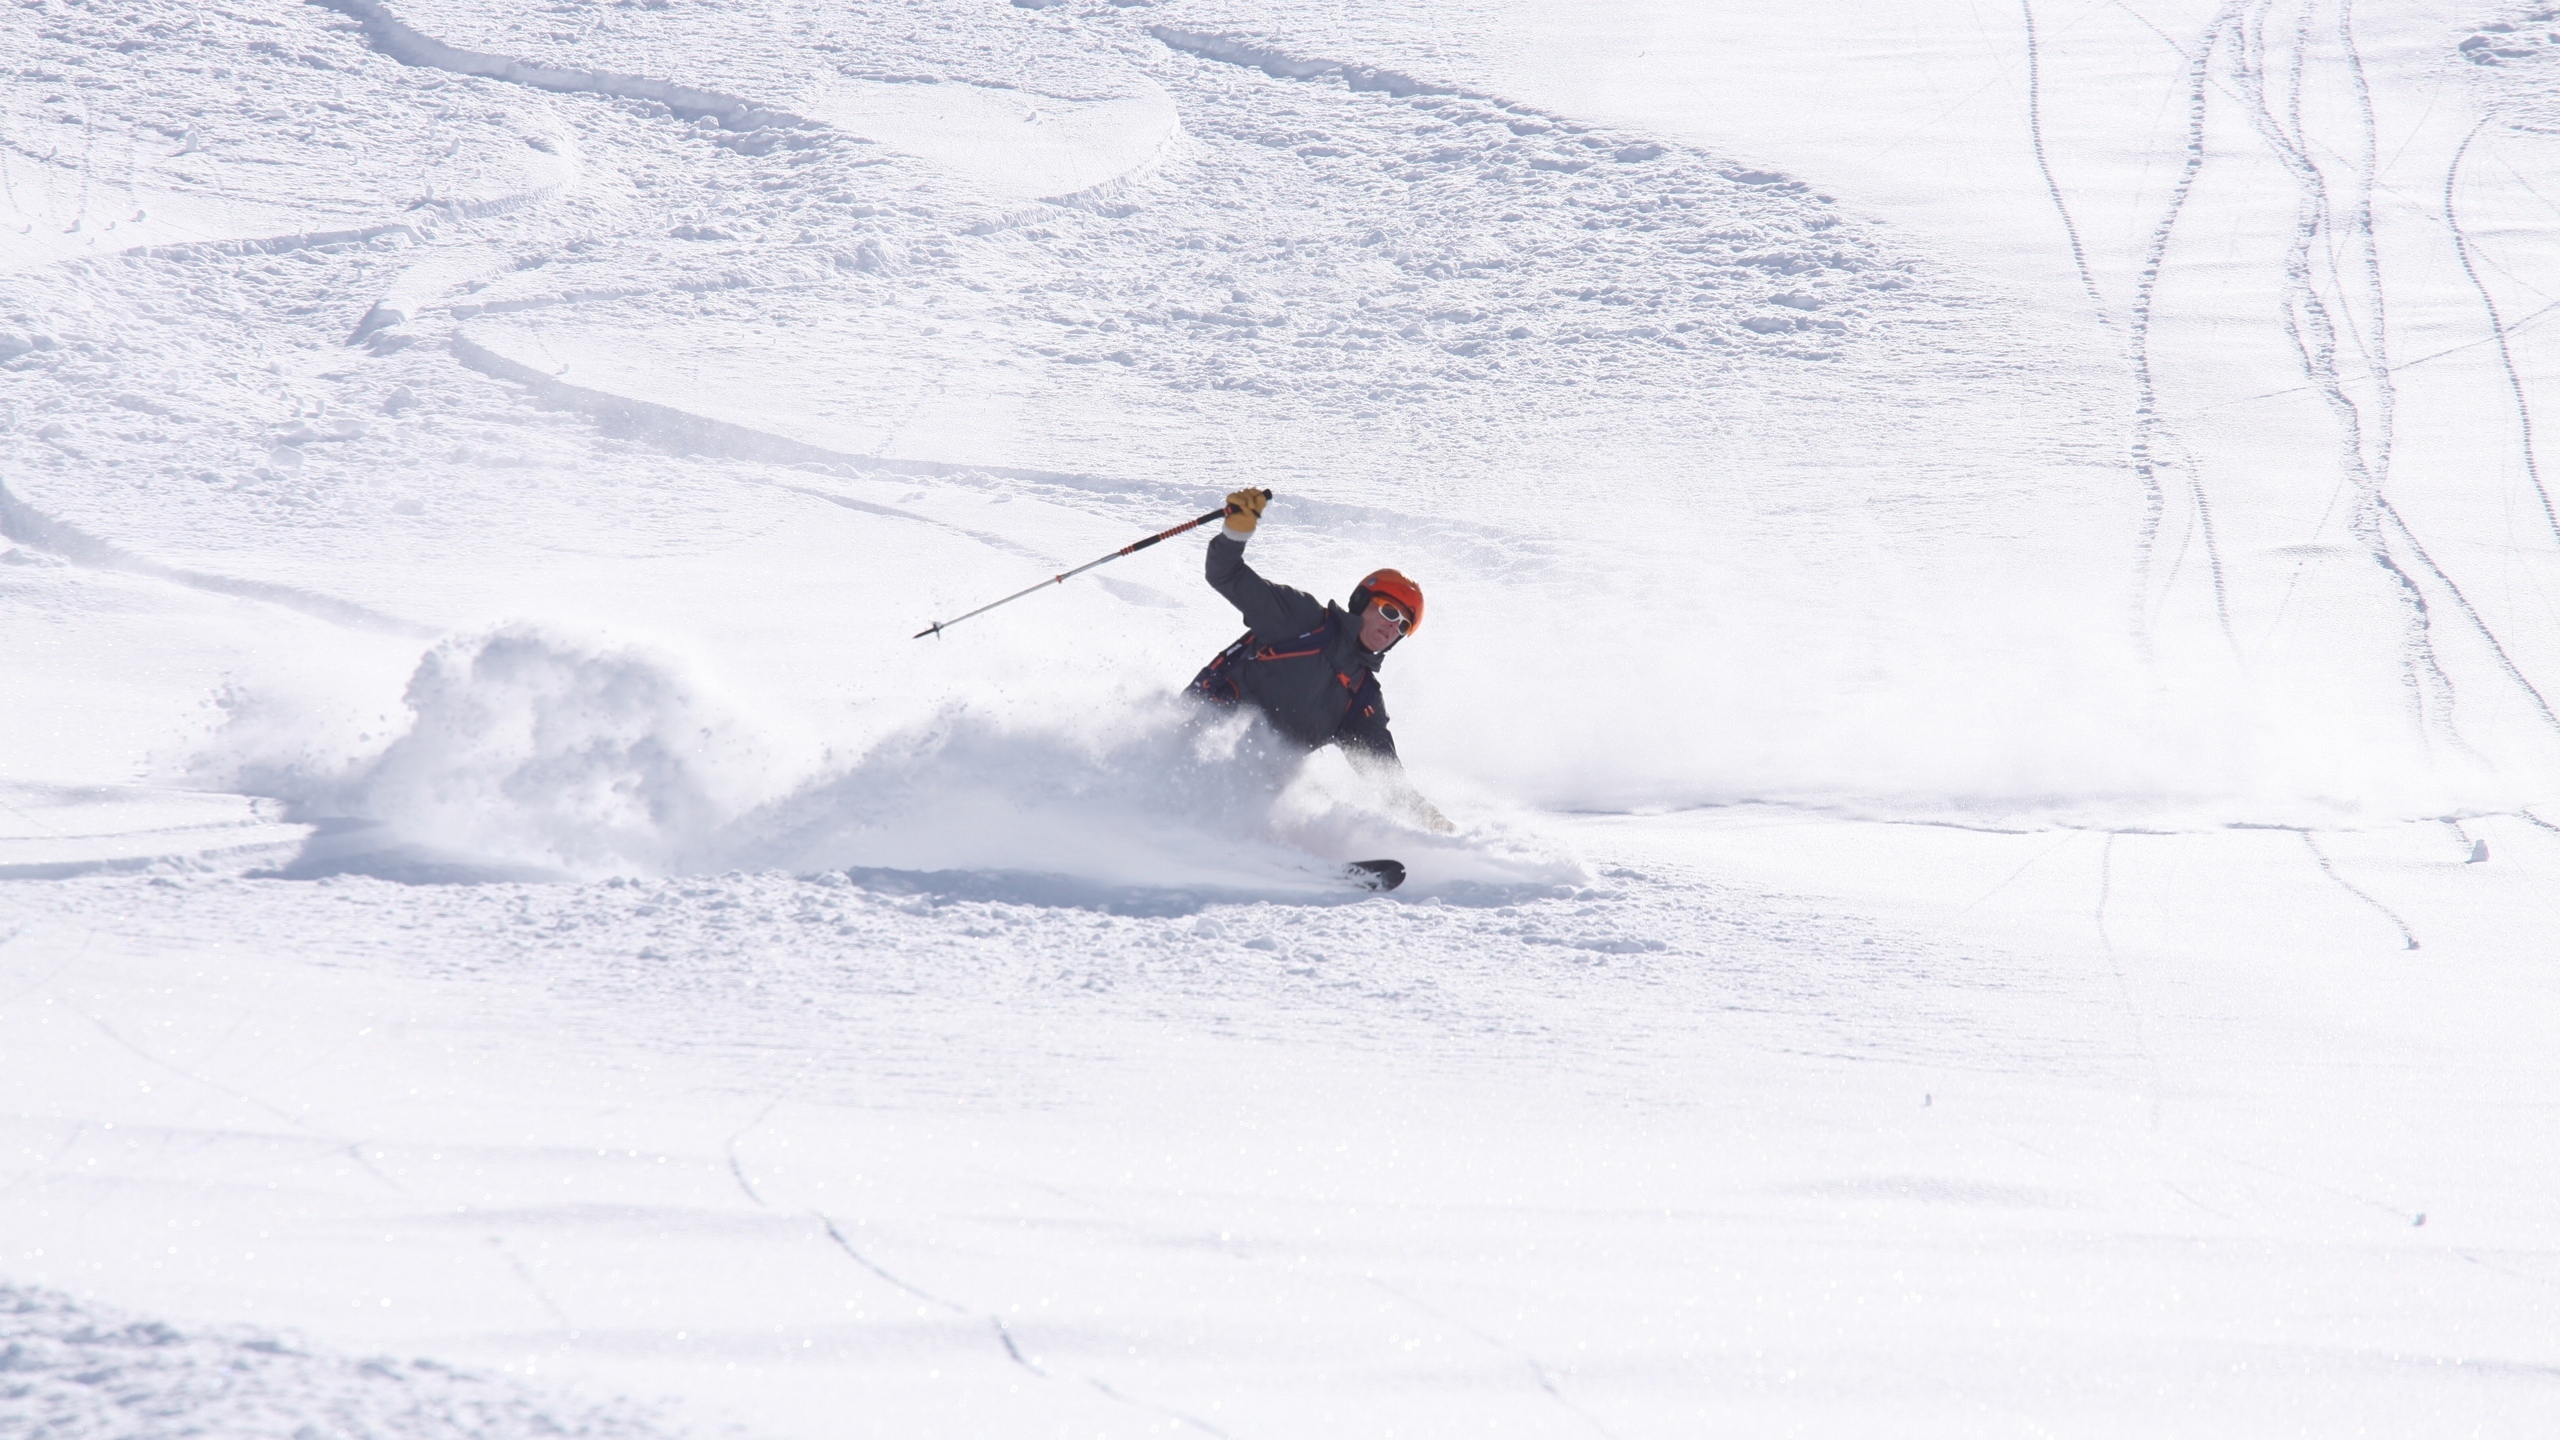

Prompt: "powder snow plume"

[207,627,1574,895]
[711,701,1581,902]
[207,626,771,881]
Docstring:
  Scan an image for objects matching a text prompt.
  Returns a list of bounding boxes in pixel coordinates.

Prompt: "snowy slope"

[6,0,2560,1435]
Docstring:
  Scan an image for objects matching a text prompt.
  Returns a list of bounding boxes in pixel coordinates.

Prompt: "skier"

[1187,488,1454,833]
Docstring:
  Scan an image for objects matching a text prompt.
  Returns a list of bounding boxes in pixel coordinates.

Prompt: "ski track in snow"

[2229,1,2465,750]
[2377,496,2560,734]
[2154,1,2560,764]
[2124,6,2240,659]
[2018,0,2109,325]
[2022,0,2243,677]
[2088,832,2163,1130]
[2293,827,2421,950]
[1364,1275,1617,1440]
[822,1203,1234,1434]
[2335,0,2394,496]
[2446,115,2560,545]
[818,1215,1242,1440]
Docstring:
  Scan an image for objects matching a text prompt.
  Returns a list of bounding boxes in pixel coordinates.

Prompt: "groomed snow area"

[4,0,2558,1434]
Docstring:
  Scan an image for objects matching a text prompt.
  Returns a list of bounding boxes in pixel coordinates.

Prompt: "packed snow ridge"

[0,1283,678,1440]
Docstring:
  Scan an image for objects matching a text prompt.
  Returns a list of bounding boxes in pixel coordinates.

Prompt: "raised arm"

[1204,491,1329,638]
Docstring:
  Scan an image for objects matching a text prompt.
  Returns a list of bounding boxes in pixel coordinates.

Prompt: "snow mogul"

[1186,488,1454,833]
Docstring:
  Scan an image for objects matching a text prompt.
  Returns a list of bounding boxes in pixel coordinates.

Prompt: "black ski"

[1344,858,1405,892]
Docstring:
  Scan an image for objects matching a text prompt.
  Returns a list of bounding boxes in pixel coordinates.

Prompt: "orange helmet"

[1349,568,1424,635]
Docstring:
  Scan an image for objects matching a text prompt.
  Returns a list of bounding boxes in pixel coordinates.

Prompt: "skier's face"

[1358,600,1406,653]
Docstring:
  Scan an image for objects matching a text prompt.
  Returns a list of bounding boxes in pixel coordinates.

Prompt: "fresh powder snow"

[4,0,2557,1435]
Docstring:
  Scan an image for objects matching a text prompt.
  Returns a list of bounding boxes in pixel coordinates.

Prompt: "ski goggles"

[1370,599,1412,634]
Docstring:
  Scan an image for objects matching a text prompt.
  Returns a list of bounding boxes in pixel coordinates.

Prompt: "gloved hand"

[1224,488,1268,536]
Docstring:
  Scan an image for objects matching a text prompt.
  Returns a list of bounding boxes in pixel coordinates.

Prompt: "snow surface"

[4,0,2559,1434]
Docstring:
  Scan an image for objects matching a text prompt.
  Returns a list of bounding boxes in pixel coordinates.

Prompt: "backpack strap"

[1188,616,1361,704]
[1250,614,1337,662]
[1186,630,1257,703]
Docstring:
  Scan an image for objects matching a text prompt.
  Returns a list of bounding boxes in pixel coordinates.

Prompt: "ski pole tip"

[913,622,941,639]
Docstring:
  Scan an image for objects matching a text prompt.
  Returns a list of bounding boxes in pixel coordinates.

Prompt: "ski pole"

[913,490,1271,639]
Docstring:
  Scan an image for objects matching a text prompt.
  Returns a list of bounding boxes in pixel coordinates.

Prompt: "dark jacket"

[1189,532,1398,760]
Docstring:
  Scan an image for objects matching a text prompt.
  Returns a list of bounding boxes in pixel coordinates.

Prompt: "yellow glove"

[1224,488,1268,535]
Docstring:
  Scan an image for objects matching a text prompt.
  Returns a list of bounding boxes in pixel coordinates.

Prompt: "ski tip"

[1345,858,1405,892]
